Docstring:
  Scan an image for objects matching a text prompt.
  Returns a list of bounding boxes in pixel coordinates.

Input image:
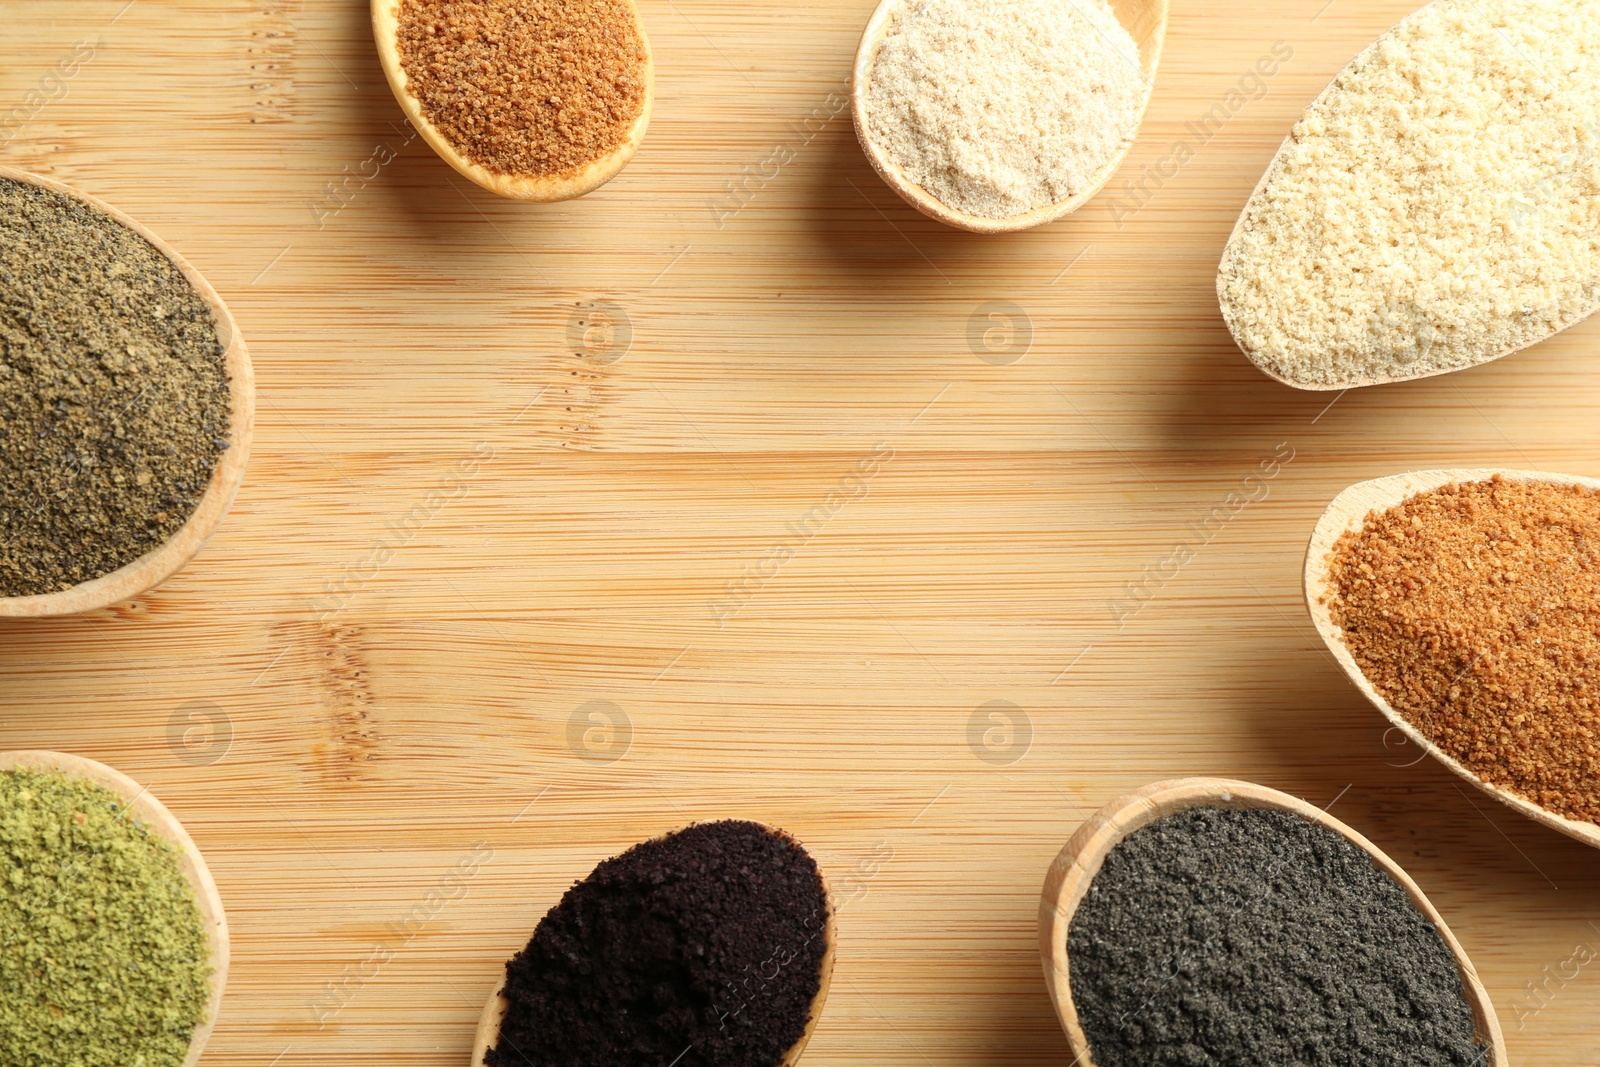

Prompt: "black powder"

[1068,806,1486,1067]
[0,177,230,597]
[487,820,829,1067]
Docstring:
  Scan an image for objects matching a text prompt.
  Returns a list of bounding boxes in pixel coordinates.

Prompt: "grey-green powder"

[1,768,212,1067]
[1068,806,1485,1066]
[0,176,230,598]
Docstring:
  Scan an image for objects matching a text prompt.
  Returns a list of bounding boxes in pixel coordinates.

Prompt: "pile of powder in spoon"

[0,767,212,1067]
[0,176,230,598]
[486,819,830,1067]
[395,0,649,177]
[1327,476,1600,825]
[863,0,1147,220]
[1219,0,1600,387]
[1069,805,1485,1066]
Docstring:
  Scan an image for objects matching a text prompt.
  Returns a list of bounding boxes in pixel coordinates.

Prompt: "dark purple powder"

[487,820,829,1067]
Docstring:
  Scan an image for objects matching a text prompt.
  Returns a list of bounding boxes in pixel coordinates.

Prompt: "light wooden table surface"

[4,1,1599,1064]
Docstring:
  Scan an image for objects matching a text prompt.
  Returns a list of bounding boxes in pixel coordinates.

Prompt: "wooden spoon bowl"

[468,824,836,1066]
[0,750,230,1067]
[372,0,653,202]
[851,0,1167,233]
[1306,468,1600,850]
[0,166,255,618]
[1039,777,1507,1066]
[1217,8,1600,391]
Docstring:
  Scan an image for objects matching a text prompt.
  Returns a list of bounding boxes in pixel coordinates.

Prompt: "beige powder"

[1219,0,1600,388]
[865,0,1147,221]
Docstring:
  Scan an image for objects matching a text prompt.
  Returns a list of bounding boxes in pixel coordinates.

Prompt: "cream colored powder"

[865,0,1147,221]
[1219,0,1600,388]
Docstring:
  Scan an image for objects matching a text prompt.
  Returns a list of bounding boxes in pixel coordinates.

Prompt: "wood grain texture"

[2,1,1600,1064]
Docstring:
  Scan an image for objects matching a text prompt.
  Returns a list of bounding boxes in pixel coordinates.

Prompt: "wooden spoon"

[0,166,255,619]
[372,0,653,202]
[1217,9,1598,391]
[468,824,836,1066]
[1039,777,1507,1066]
[0,750,231,1067]
[851,0,1168,234]
[1305,468,1600,850]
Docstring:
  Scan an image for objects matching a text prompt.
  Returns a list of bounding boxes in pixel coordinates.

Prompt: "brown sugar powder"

[395,0,648,178]
[1327,476,1600,824]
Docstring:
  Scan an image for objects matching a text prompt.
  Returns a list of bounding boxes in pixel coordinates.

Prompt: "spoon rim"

[468,821,836,1066]
[1304,467,1600,850]
[1217,8,1595,391]
[0,750,231,1067]
[0,165,255,618]
[850,0,1168,234]
[1038,776,1507,1067]
[371,0,654,203]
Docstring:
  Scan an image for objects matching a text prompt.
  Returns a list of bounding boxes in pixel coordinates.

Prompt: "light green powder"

[1,768,211,1067]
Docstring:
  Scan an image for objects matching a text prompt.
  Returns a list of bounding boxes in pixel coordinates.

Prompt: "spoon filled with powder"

[1306,469,1600,850]
[471,820,835,1066]
[0,167,253,617]
[852,0,1167,232]
[373,0,653,202]
[1220,0,1600,389]
[1042,779,1504,1066]
[0,750,230,1067]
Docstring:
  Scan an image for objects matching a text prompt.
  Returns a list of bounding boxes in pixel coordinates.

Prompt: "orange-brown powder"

[1327,476,1600,825]
[396,0,647,178]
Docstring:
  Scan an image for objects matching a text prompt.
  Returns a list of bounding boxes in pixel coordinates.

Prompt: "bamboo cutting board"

[3,1,1600,1064]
